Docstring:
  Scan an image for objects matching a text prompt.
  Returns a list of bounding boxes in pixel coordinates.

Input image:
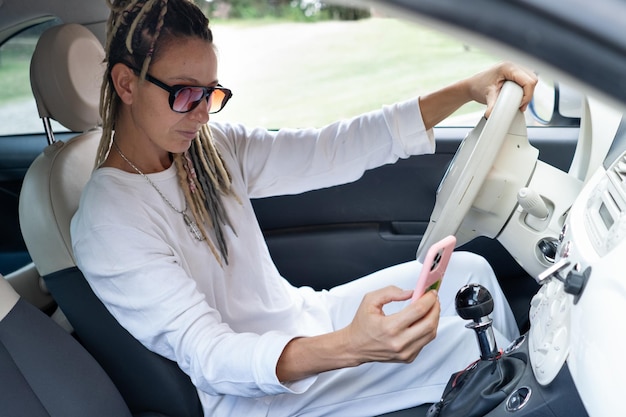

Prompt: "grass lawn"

[0,59,32,107]
[212,18,499,128]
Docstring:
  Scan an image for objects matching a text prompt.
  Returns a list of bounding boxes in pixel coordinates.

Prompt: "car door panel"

[254,126,579,290]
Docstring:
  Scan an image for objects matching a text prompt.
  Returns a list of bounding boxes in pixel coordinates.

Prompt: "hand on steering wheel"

[417,81,539,261]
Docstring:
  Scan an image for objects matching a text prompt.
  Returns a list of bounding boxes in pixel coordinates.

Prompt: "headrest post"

[42,117,56,145]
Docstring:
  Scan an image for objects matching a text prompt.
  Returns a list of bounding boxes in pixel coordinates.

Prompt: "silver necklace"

[112,141,205,241]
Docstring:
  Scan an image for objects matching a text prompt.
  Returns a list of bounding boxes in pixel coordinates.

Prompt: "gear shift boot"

[428,284,525,417]
[428,356,526,417]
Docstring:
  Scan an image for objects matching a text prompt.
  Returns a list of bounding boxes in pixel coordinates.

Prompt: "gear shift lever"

[455,284,499,360]
[428,284,525,417]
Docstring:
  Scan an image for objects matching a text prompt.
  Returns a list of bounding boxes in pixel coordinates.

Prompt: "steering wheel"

[416,81,539,262]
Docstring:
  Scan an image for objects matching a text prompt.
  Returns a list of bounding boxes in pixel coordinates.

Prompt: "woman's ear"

[110,63,136,105]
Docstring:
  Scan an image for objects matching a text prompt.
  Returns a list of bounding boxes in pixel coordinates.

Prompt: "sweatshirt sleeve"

[71,201,315,397]
[212,97,435,198]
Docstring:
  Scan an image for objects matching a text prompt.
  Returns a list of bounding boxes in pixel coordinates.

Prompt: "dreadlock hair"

[98,0,236,265]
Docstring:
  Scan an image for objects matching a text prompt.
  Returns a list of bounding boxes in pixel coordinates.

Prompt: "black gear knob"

[455,284,494,321]
[455,284,499,360]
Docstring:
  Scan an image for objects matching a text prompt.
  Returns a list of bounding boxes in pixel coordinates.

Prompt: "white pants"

[266,252,520,416]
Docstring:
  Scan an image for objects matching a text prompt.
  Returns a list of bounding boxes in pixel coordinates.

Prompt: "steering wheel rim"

[416,81,527,262]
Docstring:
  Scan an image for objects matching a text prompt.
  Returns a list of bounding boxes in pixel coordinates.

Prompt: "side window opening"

[0,18,67,136]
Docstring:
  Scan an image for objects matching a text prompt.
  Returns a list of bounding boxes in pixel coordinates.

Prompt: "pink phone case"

[411,235,457,302]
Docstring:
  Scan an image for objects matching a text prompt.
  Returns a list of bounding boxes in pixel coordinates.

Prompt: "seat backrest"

[21,22,104,276]
[0,276,132,417]
[19,23,202,417]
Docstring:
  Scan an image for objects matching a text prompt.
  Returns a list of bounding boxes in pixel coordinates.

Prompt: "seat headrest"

[30,23,105,132]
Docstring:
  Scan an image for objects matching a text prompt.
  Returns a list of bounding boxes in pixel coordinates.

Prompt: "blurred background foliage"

[193,0,370,21]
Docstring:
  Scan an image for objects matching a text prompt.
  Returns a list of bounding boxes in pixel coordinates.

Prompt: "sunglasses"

[127,65,232,114]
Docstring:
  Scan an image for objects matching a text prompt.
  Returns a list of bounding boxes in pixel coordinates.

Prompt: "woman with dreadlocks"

[71,0,536,415]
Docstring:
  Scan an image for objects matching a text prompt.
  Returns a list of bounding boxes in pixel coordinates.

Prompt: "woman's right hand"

[275,286,440,383]
[343,285,441,365]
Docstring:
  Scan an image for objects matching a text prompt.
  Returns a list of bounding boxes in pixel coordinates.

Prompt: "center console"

[428,123,626,417]
[427,284,587,417]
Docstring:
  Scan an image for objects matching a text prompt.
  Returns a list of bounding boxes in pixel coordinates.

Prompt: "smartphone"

[411,235,457,302]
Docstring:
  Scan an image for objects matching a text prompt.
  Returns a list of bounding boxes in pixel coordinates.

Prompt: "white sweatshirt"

[70,98,434,414]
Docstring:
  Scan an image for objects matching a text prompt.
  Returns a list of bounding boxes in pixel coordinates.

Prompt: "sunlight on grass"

[213,18,499,128]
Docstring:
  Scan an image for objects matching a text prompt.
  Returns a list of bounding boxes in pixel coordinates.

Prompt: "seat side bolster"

[0,277,19,321]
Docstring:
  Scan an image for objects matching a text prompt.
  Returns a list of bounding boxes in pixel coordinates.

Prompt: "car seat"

[19,23,202,417]
[0,275,132,417]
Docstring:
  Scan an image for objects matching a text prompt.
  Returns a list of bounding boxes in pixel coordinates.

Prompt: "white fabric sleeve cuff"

[383,97,435,158]
[255,331,318,395]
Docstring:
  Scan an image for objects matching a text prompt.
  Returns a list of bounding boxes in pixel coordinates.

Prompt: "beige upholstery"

[0,276,19,321]
[19,23,104,277]
[29,23,103,132]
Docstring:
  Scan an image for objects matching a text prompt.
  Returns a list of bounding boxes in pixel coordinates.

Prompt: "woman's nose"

[189,98,210,124]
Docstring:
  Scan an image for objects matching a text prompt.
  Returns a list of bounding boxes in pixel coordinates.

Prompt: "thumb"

[483,86,500,119]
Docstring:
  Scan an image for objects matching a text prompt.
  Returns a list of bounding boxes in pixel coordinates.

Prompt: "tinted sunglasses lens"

[208,88,232,114]
[172,87,206,112]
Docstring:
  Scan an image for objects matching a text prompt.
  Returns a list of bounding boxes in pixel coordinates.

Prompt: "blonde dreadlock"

[97,0,236,265]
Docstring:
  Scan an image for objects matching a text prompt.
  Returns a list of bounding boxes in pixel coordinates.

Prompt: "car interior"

[2,0,623,416]
[14,20,430,417]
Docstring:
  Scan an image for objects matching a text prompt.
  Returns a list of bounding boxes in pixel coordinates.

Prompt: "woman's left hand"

[467,62,538,117]
[418,61,538,130]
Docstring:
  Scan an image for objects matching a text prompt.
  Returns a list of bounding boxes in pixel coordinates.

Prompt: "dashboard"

[527,120,626,417]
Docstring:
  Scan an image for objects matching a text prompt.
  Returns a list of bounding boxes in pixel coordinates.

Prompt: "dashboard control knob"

[506,387,532,412]
[518,187,549,219]
[538,238,558,262]
[564,266,591,304]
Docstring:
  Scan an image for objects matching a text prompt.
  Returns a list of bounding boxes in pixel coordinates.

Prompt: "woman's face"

[130,36,219,156]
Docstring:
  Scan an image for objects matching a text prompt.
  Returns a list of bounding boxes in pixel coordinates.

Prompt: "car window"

[0,19,67,136]
[210,16,501,128]
[0,9,575,135]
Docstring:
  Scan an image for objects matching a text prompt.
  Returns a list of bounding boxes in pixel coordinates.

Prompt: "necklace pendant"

[183,213,205,241]
[113,142,206,242]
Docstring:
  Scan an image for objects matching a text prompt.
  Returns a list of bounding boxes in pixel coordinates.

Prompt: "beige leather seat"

[19,23,202,417]
[21,22,103,276]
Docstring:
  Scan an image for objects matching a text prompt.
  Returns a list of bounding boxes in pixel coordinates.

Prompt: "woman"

[71,0,536,415]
